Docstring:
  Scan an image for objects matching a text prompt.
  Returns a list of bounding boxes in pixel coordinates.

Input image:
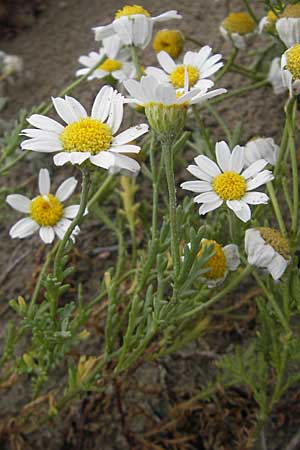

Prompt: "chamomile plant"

[1,2,300,448]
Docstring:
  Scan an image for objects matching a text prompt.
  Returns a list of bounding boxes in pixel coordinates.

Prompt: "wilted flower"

[245,227,290,280]
[220,12,257,50]
[276,4,300,48]
[93,5,181,49]
[152,29,184,59]
[268,57,287,95]
[244,138,279,167]
[195,238,240,288]
[281,44,300,96]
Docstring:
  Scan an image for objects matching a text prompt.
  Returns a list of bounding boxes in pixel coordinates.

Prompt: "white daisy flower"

[76,35,135,82]
[6,169,81,244]
[276,4,300,48]
[20,85,149,175]
[244,138,279,167]
[93,5,181,50]
[268,57,287,95]
[124,74,226,136]
[145,46,223,91]
[245,228,290,280]
[124,74,226,108]
[220,12,257,50]
[281,44,300,96]
[181,141,274,222]
[189,238,240,288]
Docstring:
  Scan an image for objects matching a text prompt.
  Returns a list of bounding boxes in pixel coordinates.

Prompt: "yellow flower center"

[115,5,150,19]
[286,44,300,80]
[98,58,122,72]
[212,171,246,201]
[60,117,112,154]
[30,194,63,227]
[267,9,279,24]
[258,227,290,260]
[223,12,256,35]
[281,4,300,18]
[153,29,184,59]
[170,65,199,89]
[198,239,227,280]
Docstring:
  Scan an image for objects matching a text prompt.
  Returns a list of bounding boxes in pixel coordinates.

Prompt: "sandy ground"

[0,1,293,449]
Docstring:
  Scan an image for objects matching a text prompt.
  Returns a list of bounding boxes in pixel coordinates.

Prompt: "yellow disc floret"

[281,4,300,18]
[223,12,256,35]
[258,227,290,260]
[115,5,150,19]
[198,239,227,280]
[286,44,300,80]
[212,171,246,201]
[170,65,199,88]
[153,29,184,59]
[99,58,122,73]
[60,117,113,154]
[30,194,63,227]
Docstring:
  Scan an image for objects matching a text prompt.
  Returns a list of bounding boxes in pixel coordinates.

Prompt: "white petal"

[39,168,51,195]
[226,200,251,222]
[145,67,169,83]
[180,180,212,193]
[54,218,73,240]
[65,96,88,119]
[123,79,146,103]
[113,123,149,145]
[56,177,78,202]
[215,141,231,172]
[52,97,78,124]
[242,159,268,179]
[63,205,80,219]
[93,24,115,41]
[21,137,62,152]
[110,144,140,153]
[186,164,213,182]
[26,114,64,133]
[267,253,288,280]
[243,192,269,205]
[229,145,244,173]
[246,170,274,191]
[39,226,55,244]
[9,218,39,239]
[223,244,240,271]
[190,88,227,105]
[155,83,176,104]
[194,155,221,177]
[53,151,91,166]
[157,51,176,73]
[107,92,124,134]
[198,199,223,215]
[152,10,182,22]
[91,86,114,121]
[90,151,140,175]
[193,191,220,203]
[6,194,30,213]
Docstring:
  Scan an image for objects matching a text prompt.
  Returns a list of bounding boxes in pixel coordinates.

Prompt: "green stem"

[215,48,238,82]
[204,79,269,109]
[87,174,115,209]
[149,133,159,241]
[162,140,180,281]
[192,105,214,157]
[286,98,298,237]
[28,243,59,317]
[267,182,287,237]
[206,104,232,145]
[242,0,259,23]
[130,46,143,80]
[53,169,90,278]
[181,265,253,320]
[253,271,290,333]
[274,120,289,178]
